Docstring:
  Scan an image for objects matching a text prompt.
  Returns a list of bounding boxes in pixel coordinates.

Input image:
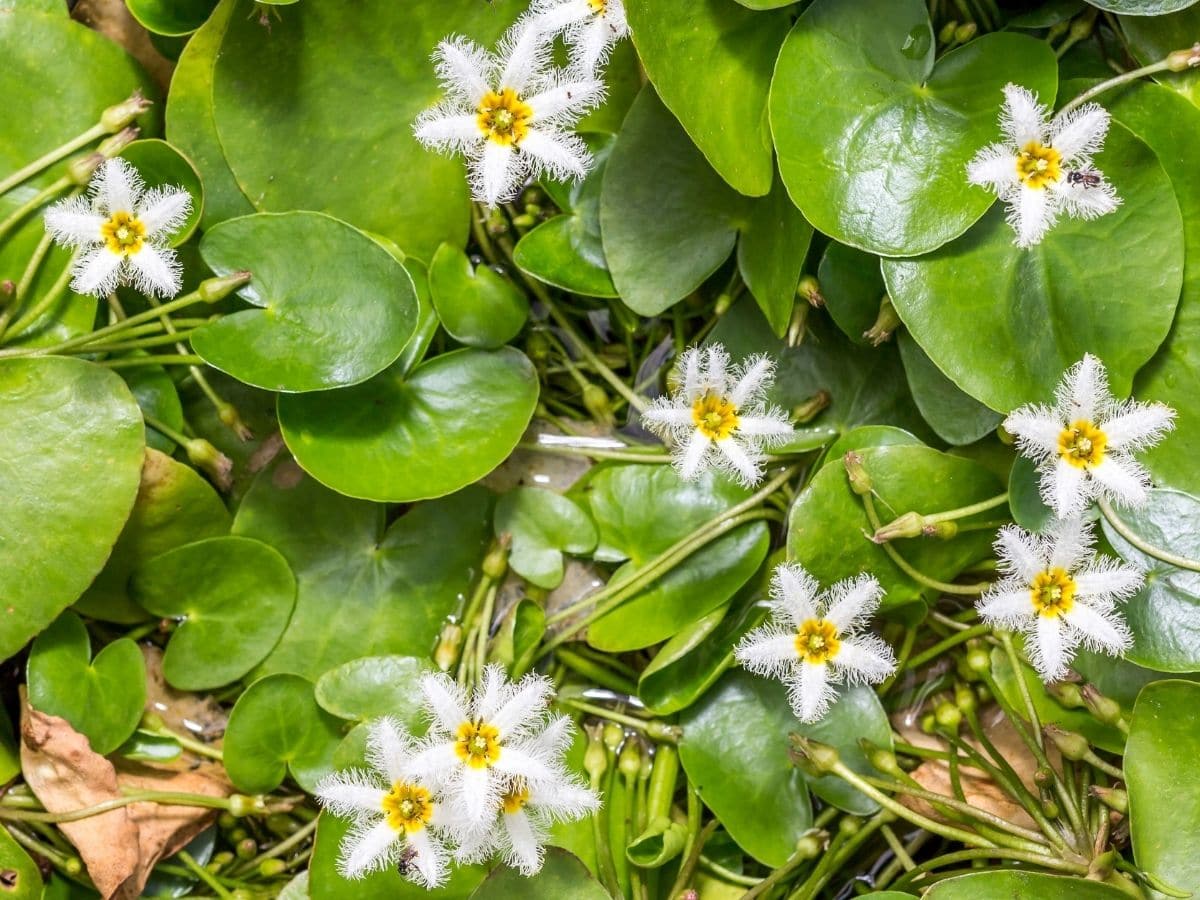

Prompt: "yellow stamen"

[381,781,433,833]
[455,721,501,769]
[794,619,841,665]
[587,0,607,11]
[1057,419,1107,469]
[476,88,533,146]
[100,211,146,256]
[691,392,739,440]
[502,783,531,815]
[1030,568,1076,619]
[1015,142,1062,190]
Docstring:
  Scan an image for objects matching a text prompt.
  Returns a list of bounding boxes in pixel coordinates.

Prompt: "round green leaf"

[826,426,923,463]
[1101,488,1200,672]
[678,669,813,867]
[0,825,41,899]
[0,358,144,659]
[223,673,343,794]
[77,448,231,624]
[1122,9,1200,107]
[1095,0,1199,12]
[898,332,1002,446]
[278,347,537,502]
[119,139,204,246]
[883,123,1183,412]
[210,0,521,261]
[818,241,886,346]
[1126,679,1200,898]
[788,444,1003,610]
[771,0,1058,256]
[924,872,1131,900]
[192,212,418,392]
[131,536,296,690]
[127,0,216,35]
[470,848,607,900]
[494,487,597,590]
[232,461,492,680]
[121,364,183,454]
[164,0,254,230]
[27,612,146,755]
[314,656,432,728]
[429,243,528,349]
[795,686,892,815]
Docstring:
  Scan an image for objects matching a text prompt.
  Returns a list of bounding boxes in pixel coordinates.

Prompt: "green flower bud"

[861,739,903,777]
[198,270,252,303]
[582,383,613,425]
[795,832,824,859]
[797,275,824,308]
[938,20,958,44]
[217,402,254,441]
[713,293,733,316]
[843,451,872,495]
[1040,800,1059,819]
[838,815,862,836]
[618,738,642,782]
[584,723,608,788]
[185,438,233,493]
[862,296,901,347]
[1080,684,1123,726]
[645,721,683,744]
[1034,765,1053,786]
[434,622,464,672]
[1088,849,1116,881]
[100,90,152,132]
[603,722,624,753]
[953,22,977,43]
[964,645,991,675]
[791,390,831,425]
[212,851,234,868]
[1090,786,1128,814]
[954,683,976,715]
[64,857,82,875]
[920,712,936,735]
[218,812,238,830]
[872,511,926,543]
[1047,681,1084,709]
[228,794,269,818]
[1044,725,1089,761]
[1168,43,1200,72]
[236,837,257,860]
[482,537,510,580]
[788,734,840,776]
[929,521,957,539]
[259,858,288,877]
[934,701,962,733]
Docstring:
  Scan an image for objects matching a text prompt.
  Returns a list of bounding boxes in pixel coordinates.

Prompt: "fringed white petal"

[1102,401,1175,452]
[1031,615,1072,681]
[472,140,521,207]
[339,818,400,879]
[834,635,896,685]
[715,435,763,486]
[735,627,799,680]
[1009,184,1055,248]
[92,157,143,215]
[1044,457,1089,518]
[457,764,500,827]
[1090,455,1150,508]
[503,808,545,875]
[822,573,883,633]
[676,430,712,480]
[1003,404,1062,459]
[966,143,1020,197]
[737,411,794,443]
[519,128,591,182]
[1063,602,1131,656]
[128,244,183,298]
[406,827,450,888]
[788,661,837,724]
[432,36,493,106]
[977,586,1035,630]
[530,0,593,32]
[43,196,104,247]
[413,108,482,153]
[137,186,192,237]
[994,524,1045,583]
[770,563,821,627]
[493,744,556,785]
[498,19,551,95]
[1001,83,1047,147]
[730,355,774,407]
[1056,353,1107,423]
[1050,103,1110,162]
[418,673,471,735]
[527,79,605,124]
[1073,559,1143,601]
[70,247,124,297]
[1052,175,1120,221]
[487,670,554,739]
[314,770,385,819]
[367,717,414,784]
[1047,516,1094,572]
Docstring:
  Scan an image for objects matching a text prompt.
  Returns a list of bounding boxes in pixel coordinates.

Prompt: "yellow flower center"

[502,783,531,815]
[587,0,607,11]
[691,393,739,440]
[794,619,841,665]
[1057,419,1107,469]
[381,781,433,833]
[455,721,501,769]
[100,211,146,256]
[1015,142,1062,190]
[1030,568,1076,619]
[477,88,533,146]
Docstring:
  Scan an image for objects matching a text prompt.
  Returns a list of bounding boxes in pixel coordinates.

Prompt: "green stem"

[178,850,234,899]
[69,330,200,355]
[699,856,762,887]
[666,818,717,899]
[0,233,55,340]
[901,623,991,672]
[889,847,1088,892]
[0,124,106,197]
[788,812,889,900]
[230,816,318,876]
[0,177,72,243]
[1057,55,1185,117]
[554,647,638,694]
[999,632,1043,749]
[0,790,236,823]
[742,840,815,899]
[2,250,75,341]
[1098,496,1200,573]
[474,582,497,679]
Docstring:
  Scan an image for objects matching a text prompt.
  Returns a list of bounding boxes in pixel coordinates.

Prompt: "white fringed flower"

[413,21,604,206]
[642,344,794,488]
[978,520,1141,682]
[314,718,454,887]
[735,564,897,723]
[967,84,1120,247]
[453,717,599,876]
[406,665,562,831]
[43,157,190,298]
[532,0,629,73]
[1004,354,1175,517]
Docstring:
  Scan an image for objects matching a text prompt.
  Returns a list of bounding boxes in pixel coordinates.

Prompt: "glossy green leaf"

[0,826,41,899]
[192,212,418,392]
[795,686,892,815]
[884,123,1183,412]
[0,358,144,659]
[120,139,204,246]
[126,0,217,35]
[470,848,607,899]
[736,173,814,336]
[924,872,1130,900]
[429,243,528,349]
[27,612,146,755]
[679,670,812,867]
[223,673,343,794]
[233,461,491,679]
[825,425,923,463]
[514,137,617,299]
[314,656,432,730]
[211,0,521,261]
[494,488,597,589]
[788,444,1003,610]
[131,536,296,690]
[0,706,19,785]
[898,332,1002,446]
[771,0,1058,256]
[1094,0,1199,12]
[77,448,231,624]
[280,347,537,502]
[1126,679,1200,898]
[491,599,546,676]
[818,242,885,346]
[1007,454,1054,533]
[626,0,788,196]
[164,0,255,230]
[116,729,182,764]
[122,364,183,453]
[1122,10,1200,108]
[1101,488,1200,672]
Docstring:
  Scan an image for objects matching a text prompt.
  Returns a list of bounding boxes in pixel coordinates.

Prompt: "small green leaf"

[1008,455,1054,533]
[429,243,529,349]
[924,872,1130,900]
[0,825,42,898]
[470,848,608,899]
[817,242,885,346]
[121,365,183,453]
[125,0,217,35]
[223,673,343,794]
[27,612,146,755]
[737,173,814,336]
[314,656,432,729]
[131,536,296,690]
[494,488,597,590]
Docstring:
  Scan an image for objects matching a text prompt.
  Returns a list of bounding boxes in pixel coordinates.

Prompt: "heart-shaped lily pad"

[27,612,146,755]
[314,656,431,729]
[222,673,343,794]
[470,848,608,900]
[77,448,231,624]
[278,347,538,502]
[771,0,1058,256]
[232,461,492,680]
[191,212,419,392]
[131,536,296,690]
[494,487,597,590]
[0,357,144,660]
[883,123,1183,412]
[429,243,528,348]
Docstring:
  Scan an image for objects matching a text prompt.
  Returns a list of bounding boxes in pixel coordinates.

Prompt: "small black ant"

[1066,169,1101,188]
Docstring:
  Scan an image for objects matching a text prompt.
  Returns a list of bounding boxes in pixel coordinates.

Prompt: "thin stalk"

[699,856,762,887]
[0,789,236,823]
[0,124,106,197]
[862,493,991,595]
[1057,54,1190,117]
[98,354,205,369]
[788,812,889,900]
[474,582,497,678]
[881,825,915,871]
[889,847,1088,892]
[555,647,638,693]
[67,330,200,354]
[1099,496,1200,573]
[517,441,669,464]
[901,623,991,672]
[999,631,1043,749]
[742,840,815,899]
[0,232,55,339]
[178,850,234,899]
[230,816,318,876]
[2,251,75,341]
[667,818,717,899]
[0,177,72,243]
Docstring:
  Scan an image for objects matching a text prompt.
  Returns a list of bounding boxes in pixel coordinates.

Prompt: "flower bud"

[713,293,733,316]
[603,722,624,753]
[938,20,958,44]
[582,383,613,425]
[928,521,957,539]
[797,275,824,308]
[1087,849,1116,881]
[64,857,82,875]
[185,438,233,492]
[953,22,977,43]
[964,645,991,675]
[618,738,642,782]
[788,734,840,776]
[228,794,269,818]
[67,152,104,186]
[786,304,809,347]
[211,851,234,868]
[100,90,152,132]
[1040,800,1059,819]
[258,858,287,877]
[434,622,464,672]
[484,207,508,236]
[920,712,936,734]
[1068,11,1095,41]
[266,813,299,838]
[1044,724,1089,761]
[526,331,551,363]
[1047,681,1084,709]
[795,832,824,859]
[791,390,830,425]
[954,683,976,715]
[482,537,510,580]
[235,837,257,860]
[1034,765,1053,786]
[198,271,252,303]
[218,812,237,830]
[863,297,901,347]
[843,452,872,495]
[934,701,962,733]
[1091,786,1128,814]
[217,402,254,441]
[861,739,903,778]
[839,816,862,836]
[1080,684,1123,726]
[1167,43,1200,71]
[872,511,925,543]
[584,724,608,788]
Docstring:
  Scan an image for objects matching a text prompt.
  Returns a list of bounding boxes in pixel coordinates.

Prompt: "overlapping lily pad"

[494,487,597,589]
[429,243,529,349]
